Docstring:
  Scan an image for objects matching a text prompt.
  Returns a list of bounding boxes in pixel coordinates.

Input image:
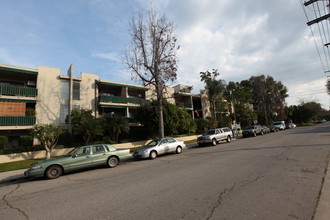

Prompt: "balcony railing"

[0,116,36,126]
[0,85,38,97]
[184,104,193,109]
[99,95,150,105]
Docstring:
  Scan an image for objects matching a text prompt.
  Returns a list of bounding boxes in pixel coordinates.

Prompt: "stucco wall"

[79,72,98,113]
[36,65,62,125]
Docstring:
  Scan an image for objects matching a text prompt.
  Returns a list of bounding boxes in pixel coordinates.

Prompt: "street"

[0,123,329,220]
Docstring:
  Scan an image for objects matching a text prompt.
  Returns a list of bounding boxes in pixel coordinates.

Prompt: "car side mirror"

[72,154,77,158]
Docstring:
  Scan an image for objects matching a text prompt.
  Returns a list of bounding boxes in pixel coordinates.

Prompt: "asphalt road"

[0,123,329,220]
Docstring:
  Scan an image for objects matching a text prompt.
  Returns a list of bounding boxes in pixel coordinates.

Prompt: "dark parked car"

[268,125,279,132]
[242,125,263,137]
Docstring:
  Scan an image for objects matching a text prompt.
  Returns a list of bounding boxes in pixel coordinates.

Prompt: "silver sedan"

[133,137,186,159]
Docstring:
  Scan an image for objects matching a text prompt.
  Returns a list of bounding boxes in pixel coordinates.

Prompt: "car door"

[158,139,169,155]
[91,145,108,166]
[215,129,222,141]
[167,138,177,153]
[68,146,93,170]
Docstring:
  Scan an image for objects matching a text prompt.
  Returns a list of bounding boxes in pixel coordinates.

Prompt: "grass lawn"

[0,159,44,173]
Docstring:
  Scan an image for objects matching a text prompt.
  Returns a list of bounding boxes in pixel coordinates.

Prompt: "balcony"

[99,95,150,105]
[0,85,38,97]
[184,104,193,109]
[0,116,36,126]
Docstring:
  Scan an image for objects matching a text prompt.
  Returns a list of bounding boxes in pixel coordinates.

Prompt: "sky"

[1,0,329,109]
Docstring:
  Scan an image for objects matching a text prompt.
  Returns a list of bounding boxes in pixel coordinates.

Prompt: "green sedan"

[24,144,132,179]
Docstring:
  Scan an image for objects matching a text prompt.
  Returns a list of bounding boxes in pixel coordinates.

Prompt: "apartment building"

[97,80,149,124]
[0,65,38,139]
[0,63,212,145]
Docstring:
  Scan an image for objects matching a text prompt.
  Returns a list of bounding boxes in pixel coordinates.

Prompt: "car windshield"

[273,122,282,125]
[146,140,160,147]
[206,130,216,135]
[66,147,79,156]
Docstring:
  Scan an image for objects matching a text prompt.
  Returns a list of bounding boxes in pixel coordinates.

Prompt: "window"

[73,82,80,100]
[168,138,176,143]
[105,145,116,152]
[60,104,69,124]
[75,146,91,156]
[92,145,106,154]
[61,81,69,100]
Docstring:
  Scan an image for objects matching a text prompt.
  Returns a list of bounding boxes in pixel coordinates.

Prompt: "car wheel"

[107,156,119,168]
[226,136,231,143]
[149,151,157,159]
[45,165,62,179]
[253,132,257,137]
[212,138,217,146]
[176,146,182,154]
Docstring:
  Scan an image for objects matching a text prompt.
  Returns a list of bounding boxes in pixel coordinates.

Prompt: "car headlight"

[31,164,42,169]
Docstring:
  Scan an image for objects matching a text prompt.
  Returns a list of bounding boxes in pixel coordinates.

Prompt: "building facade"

[0,63,211,145]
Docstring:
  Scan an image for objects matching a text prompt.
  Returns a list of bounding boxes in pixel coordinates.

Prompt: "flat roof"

[0,64,38,75]
[98,80,148,91]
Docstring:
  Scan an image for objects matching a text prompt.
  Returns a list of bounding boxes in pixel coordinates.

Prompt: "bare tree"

[125,9,179,138]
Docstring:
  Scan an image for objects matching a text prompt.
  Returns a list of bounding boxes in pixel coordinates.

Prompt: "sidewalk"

[314,159,330,220]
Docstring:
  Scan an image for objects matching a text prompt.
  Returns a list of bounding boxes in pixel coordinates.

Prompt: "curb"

[0,169,26,184]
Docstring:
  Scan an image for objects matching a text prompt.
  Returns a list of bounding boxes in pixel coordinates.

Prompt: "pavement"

[0,153,329,220]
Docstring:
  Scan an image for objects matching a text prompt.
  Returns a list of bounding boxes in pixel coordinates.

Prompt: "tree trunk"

[45,145,51,160]
[156,84,165,138]
[158,98,164,138]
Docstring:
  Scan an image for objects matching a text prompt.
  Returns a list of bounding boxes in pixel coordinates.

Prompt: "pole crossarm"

[307,13,330,26]
[304,0,319,6]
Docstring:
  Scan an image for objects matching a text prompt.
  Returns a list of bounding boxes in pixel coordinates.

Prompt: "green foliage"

[18,136,33,148]
[200,69,226,120]
[31,124,65,159]
[246,75,288,124]
[195,118,216,134]
[70,109,103,145]
[219,115,232,128]
[0,136,9,150]
[101,114,129,143]
[290,102,324,123]
[134,102,159,138]
[134,100,196,137]
[25,108,36,116]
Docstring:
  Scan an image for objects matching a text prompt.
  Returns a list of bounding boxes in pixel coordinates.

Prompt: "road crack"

[206,183,237,220]
[206,175,265,220]
[2,184,29,220]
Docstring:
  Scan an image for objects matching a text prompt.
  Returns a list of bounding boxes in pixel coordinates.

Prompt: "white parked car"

[273,121,286,130]
[133,137,186,159]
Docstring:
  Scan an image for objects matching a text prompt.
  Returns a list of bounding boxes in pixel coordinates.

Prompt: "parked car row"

[25,137,186,179]
[25,122,298,179]
[242,121,296,138]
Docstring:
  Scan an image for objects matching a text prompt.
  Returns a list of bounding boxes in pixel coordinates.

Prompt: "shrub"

[25,108,36,116]
[0,136,9,150]
[18,136,33,148]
